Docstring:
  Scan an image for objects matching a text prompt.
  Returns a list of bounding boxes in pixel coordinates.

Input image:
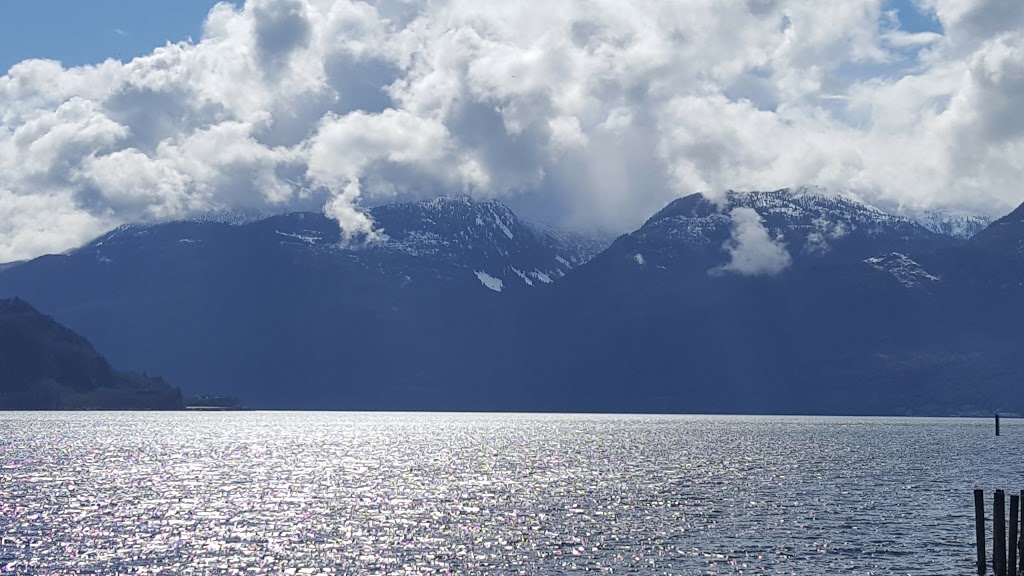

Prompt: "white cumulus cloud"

[0,0,1022,262]
[714,207,793,276]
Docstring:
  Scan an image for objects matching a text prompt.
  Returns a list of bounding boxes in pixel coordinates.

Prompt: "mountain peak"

[646,188,898,227]
[361,196,597,289]
[621,188,945,272]
[911,209,992,239]
[642,188,922,234]
[395,195,514,220]
[644,193,720,226]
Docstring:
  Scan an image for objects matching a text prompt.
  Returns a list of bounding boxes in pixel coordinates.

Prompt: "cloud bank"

[2,0,1024,261]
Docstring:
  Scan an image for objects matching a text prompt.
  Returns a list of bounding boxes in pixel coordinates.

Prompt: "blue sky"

[0,1,239,73]
[887,0,942,33]
[1,0,941,73]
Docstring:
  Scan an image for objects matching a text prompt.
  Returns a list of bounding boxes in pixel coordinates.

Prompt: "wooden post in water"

[1011,494,1019,576]
[1019,490,1024,576]
[979,489,989,575]
[996,489,1007,576]
[996,413,1001,436]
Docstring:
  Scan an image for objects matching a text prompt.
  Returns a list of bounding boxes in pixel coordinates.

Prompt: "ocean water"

[0,412,1017,575]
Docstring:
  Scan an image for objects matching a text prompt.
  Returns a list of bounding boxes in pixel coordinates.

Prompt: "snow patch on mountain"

[188,210,276,226]
[511,267,534,286]
[492,211,515,240]
[865,253,940,288]
[475,271,504,292]
[276,230,321,245]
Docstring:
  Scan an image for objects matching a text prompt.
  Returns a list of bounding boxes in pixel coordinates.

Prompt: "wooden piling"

[979,489,989,575]
[1011,494,1019,576]
[1019,490,1023,576]
[996,489,1007,576]
[996,413,1001,436]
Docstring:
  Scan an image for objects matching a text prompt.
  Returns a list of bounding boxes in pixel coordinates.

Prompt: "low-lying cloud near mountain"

[715,207,793,277]
[1,0,1023,262]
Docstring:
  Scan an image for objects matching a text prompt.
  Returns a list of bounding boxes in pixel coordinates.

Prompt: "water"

[0,412,1016,575]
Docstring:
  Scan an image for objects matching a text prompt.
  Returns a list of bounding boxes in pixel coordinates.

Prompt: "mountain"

[0,298,183,409]
[75,196,602,293]
[613,187,949,270]
[508,188,971,415]
[0,190,1021,415]
[913,210,992,239]
[924,201,1024,322]
[960,201,1024,261]
[0,197,605,409]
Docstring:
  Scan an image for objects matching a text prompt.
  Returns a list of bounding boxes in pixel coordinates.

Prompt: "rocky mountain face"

[0,189,1019,415]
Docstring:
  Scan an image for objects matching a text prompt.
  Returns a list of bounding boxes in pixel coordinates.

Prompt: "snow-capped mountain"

[187,209,277,226]
[4,189,1024,416]
[361,197,603,290]
[913,210,992,239]
[74,197,607,294]
[606,188,948,274]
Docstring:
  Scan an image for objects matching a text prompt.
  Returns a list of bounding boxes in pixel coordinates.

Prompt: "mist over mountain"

[0,188,1020,415]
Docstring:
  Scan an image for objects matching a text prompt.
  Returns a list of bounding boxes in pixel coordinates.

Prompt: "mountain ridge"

[1,190,1022,414]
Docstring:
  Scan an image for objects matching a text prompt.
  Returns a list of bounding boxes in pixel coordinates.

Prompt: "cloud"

[714,207,792,276]
[0,188,114,263]
[0,0,1022,261]
[804,216,848,254]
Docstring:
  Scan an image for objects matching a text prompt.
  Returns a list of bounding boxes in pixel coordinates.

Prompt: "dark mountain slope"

[0,198,603,409]
[509,190,1010,415]
[0,298,183,409]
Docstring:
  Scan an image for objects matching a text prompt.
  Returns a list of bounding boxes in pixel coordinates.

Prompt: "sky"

[1,0,1023,262]
[0,1,238,72]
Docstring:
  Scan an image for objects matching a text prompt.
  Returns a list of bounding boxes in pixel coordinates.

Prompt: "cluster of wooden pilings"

[975,489,1022,575]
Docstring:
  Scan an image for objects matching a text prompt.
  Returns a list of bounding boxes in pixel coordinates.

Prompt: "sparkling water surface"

[0,412,1016,575]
